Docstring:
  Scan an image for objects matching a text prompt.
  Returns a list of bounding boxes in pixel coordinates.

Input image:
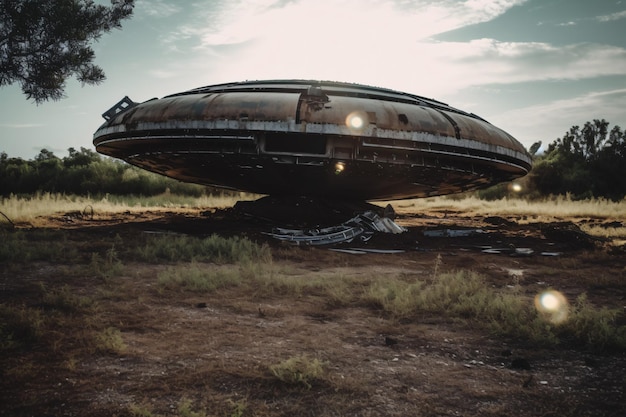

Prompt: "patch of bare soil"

[1,199,625,416]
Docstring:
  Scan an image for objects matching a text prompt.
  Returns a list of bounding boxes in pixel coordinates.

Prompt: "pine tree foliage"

[0,0,134,103]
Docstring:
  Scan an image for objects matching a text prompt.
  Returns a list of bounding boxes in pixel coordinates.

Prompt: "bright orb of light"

[334,161,346,174]
[540,292,560,311]
[511,183,522,193]
[346,111,367,130]
[534,290,569,324]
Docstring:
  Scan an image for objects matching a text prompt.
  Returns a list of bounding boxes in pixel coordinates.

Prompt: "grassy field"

[0,191,259,223]
[394,194,626,221]
[5,192,625,240]
[2,192,626,221]
[1,194,625,416]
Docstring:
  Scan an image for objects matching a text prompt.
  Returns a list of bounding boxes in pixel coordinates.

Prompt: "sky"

[1,0,626,159]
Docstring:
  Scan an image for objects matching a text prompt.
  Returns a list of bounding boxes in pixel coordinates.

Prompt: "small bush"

[228,399,247,417]
[560,294,626,350]
[0,304,44,350]
[128,403,153,417]
[41,285,94,313]
[94,327,126,354]
[177,398,207,417]
[89,245,124,279]
[269,355,326,389]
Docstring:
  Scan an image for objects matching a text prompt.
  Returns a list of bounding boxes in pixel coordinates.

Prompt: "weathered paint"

[93,80,532,200]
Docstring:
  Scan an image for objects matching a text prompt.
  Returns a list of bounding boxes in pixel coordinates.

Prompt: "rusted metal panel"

[93,80,532,201]
[112,92,300,125]
[298,96,458,139]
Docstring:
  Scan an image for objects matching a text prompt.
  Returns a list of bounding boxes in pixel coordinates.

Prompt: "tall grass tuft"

[269,355,327,389]
[0,230,76,263]
[362,269,625,349]
[364,270,500,319]
[560,294,626,350]
[134,234,272,264]
[157,263,245,292]
[177,398,207,417]
[389,194,626,221]
[40,284,94,313]
[94,327,126,354]
[90,245,124,279]
[0,305,45,350]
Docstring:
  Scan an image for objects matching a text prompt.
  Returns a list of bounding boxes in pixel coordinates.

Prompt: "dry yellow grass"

[0,192,258,222]
[387,194,626,221]
[2,192,625,225]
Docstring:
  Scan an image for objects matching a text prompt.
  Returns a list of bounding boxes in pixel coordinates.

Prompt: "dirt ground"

[1,198,625,417]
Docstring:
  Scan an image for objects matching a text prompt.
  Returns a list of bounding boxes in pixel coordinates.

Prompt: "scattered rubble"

[265,211,406,246]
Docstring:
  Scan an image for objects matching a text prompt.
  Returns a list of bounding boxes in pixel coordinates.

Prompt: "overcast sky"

[1,0,625,159]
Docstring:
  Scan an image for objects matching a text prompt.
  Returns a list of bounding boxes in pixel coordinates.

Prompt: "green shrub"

[0,304,44,350]
[89,245,124,279]
[228,399,247,417]
[269,355,326,389]
[177,398,207,417]
[134,234,271,264]
[361,270,626,349]
[128,403,154,417]
[560,294,626,350]
[0,230,75,263]
[41,284,94,313]
[94,327,126,354]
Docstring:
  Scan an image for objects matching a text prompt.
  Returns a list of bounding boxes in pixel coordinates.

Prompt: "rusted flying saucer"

[93,80,531,200]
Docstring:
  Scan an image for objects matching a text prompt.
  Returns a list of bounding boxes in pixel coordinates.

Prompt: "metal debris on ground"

[423,229,485,237]
[329,248,406,255]
[481,247,534,256]
[264,210,407,246]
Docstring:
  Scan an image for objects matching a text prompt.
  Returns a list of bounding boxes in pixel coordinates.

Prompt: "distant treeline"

[0,147,210,197]
[2,119,625,200]
[479,119,626,201]
[529,119,626,201]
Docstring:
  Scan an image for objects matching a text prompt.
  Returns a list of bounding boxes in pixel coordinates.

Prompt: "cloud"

[189,37,626,99]
[596,10,626,22]
[452,40,626,84]
[492,89,626,144]
[513,88,626,120]
[136,0,182,18]
[148,0,539,93]
[165,0,526,50]
[0,123,44,128]
[463,0,528,18]
[148,69,180,79]
[138,0,626,109]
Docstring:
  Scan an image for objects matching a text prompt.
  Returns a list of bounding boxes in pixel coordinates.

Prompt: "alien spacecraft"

[93,80,531,201]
